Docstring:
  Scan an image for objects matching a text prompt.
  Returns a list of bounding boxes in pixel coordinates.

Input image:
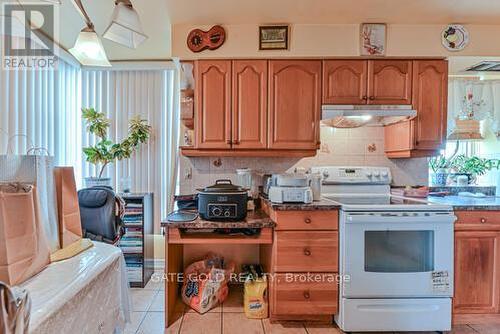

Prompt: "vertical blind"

[81,69,179,230]
[0,60,80,165]
[0,59,179,232]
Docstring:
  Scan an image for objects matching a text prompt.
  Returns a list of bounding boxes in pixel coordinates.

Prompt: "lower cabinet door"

[454,231,500,314]
[272,273,338,315]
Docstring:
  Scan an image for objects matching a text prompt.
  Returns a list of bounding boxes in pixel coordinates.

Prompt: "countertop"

[161,210,275,229]
[427,195,500,211]
[261,197,341,211]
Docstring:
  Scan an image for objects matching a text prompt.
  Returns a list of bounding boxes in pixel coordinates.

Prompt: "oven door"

[341,212,455,298]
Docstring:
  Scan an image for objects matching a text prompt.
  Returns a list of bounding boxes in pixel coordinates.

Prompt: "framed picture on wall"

[360,23,386,56]
[259,25,289,50]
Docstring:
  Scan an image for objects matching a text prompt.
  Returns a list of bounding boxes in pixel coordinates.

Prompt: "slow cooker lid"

[199,179,246,193]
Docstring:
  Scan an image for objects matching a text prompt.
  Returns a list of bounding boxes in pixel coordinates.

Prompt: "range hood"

[321,105,417,128]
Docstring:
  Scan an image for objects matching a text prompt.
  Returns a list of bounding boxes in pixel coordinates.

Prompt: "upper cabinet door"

[232,60,268,149]
[323,60,368,104]
[412,60,448,150]
[195,60,232,149]
[269,60,321,150]
[367,60,413,104]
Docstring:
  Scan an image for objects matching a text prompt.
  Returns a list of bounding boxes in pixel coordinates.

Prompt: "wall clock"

[187,25,226,53]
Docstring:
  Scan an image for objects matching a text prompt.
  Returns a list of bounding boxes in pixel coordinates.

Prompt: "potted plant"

[448,155,500,185]
[82,108,151,188]
[429,155,453,186]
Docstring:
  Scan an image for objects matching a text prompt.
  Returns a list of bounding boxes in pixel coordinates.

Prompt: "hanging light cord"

[71,0,94,30]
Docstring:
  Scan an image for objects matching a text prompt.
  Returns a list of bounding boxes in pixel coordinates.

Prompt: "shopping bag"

[54,167,82,248]
[0,155,60,253]
[0,282,31,334]
[182,253,235,314]
[0,184,51,285]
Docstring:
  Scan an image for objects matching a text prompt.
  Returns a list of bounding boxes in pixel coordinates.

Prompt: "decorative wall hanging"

[259,25,289,50]
[187,25,226,53]
[360,23,386,56]
[442,24,469,51]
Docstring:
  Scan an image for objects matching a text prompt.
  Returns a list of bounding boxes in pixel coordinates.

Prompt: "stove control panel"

[311,166,392,185]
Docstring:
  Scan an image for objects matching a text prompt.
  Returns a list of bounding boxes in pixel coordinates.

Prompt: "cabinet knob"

[362,95,368,100]
[303,248,311,256]
[480,218,487,224]
[303,291,310,299]
[369,96,375,100]
[304,218,312,224]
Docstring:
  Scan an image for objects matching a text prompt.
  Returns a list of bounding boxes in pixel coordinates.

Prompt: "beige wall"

[173,23,500,59]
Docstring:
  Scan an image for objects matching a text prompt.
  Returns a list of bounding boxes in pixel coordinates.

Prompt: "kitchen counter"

[427,195,500,211]
[260,197,341,211]
[161,210,275,229]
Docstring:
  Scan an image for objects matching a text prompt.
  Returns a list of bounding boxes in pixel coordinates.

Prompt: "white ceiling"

[12,0,171,60]
[165,0,500,25]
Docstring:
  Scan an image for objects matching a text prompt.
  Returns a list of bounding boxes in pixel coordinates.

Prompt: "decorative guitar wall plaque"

[187,25,226,53]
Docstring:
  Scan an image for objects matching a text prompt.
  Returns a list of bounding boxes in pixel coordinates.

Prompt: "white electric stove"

[311,166,456,332]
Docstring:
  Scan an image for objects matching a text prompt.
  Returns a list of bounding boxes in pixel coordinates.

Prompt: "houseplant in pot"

[82,108,151,188]
[429,155,453,186]
[448,155,500,185]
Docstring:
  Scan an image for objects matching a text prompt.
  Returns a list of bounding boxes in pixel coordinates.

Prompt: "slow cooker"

[197,179,248,221]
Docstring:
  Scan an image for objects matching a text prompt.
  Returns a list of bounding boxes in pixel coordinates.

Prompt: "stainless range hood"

[321,105,417,128]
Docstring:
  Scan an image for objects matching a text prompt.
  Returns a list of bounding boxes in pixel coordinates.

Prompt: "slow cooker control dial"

[211,206,222,217]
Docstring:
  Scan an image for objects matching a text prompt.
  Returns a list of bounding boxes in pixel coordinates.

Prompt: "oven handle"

[346,214,457,224]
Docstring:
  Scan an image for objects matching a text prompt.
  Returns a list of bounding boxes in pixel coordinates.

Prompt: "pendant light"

[69,0,111,66]
[103,0,147,49]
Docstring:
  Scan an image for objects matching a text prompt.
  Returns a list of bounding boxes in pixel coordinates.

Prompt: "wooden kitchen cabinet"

[232,60,268,149]
[185,59,319,156]
[454,231,500,314]
[195,60,232,149]
[368,60,412,105]
[385,60,448,158]
[269,60,321,150]
[323,60,367,104]
[260,204,339,322]
[453,211,500,319]
[322,60,412,105]
[272,274,339,315]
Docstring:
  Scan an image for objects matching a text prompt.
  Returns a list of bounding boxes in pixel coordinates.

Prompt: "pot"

[197,179,248,221]
[431,168,449,186]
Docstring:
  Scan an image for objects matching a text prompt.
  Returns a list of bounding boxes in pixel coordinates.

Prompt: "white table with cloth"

[20,242,131,334]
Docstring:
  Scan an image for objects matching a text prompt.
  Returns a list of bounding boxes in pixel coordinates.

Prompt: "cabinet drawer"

[273,210,338,231]
[273,274,338,315]
[275,231,338,272]
[455,211,500,231]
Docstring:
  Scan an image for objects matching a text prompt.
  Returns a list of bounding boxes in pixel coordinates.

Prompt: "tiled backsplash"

[178,126,429,194]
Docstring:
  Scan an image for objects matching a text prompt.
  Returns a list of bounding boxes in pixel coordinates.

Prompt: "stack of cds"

[120,200,145,284]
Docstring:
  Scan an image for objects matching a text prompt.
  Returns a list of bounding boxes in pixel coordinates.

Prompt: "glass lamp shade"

[69,29,111,67]
[103,2,147,49]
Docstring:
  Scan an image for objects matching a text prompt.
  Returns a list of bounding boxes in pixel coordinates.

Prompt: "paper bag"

[0,184,51,285]
[54,167,82,248]
[0,155,59,253]
[0,282,31,334]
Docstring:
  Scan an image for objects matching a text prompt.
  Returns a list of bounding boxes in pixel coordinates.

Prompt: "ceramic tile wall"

[178,126,429,194]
